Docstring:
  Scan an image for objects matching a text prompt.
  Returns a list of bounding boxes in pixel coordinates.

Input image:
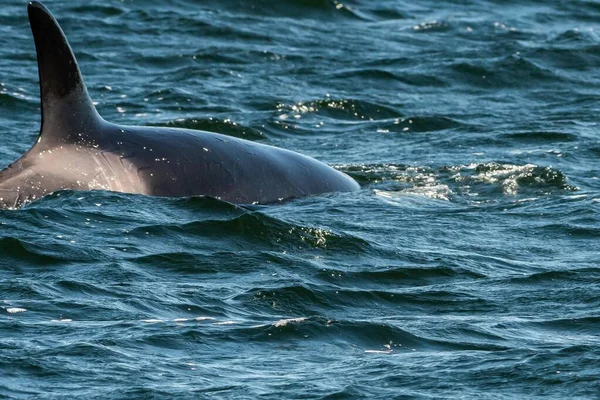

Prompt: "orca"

[0,1,359,209]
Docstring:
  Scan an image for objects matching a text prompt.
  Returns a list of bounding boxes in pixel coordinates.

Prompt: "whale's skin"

[0,2,359,209]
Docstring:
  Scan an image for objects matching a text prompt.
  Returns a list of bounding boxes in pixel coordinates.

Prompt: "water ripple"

[1,0,599,397]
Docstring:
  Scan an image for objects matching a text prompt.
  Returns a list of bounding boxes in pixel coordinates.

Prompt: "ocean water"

[1,0,599,398]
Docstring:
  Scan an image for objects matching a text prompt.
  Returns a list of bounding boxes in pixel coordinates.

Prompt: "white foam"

[6,308,26,314]
[274,317,307,327]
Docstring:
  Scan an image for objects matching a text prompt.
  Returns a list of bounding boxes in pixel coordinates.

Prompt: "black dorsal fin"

[28,1,101,145]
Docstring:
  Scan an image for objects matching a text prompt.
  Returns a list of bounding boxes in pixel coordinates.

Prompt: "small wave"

[130,251,239,274]
[20,190,138,214]
[187,48,248,65]
[39,342,129,359]
[520,317,600,338]
[265,100,460,137]
[204,0,366,20]
[550,29,594,45]
[359,7,407,21]
[332,68,402,82]
[135,88,207,109]
[225,316,508,352]
[0,91,36,110]
[237,285,497,316]
[68,4,124,17]
[316,265,486,287]
[146,12,273,42]
[329,67,451,88]
[276,97,401,122]
[0,237,65,265]
[24,190,244,220]
[153,118,266,140]
[501,131,577,143]
[53,279,122,298]
[450,55,559,88]
[397,72,449,87]
[539,223,600,238]
[374,116,462,133]
[508,268,600,285]
[129,213,372,253]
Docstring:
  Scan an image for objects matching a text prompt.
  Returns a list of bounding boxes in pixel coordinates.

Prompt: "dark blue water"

[1,0,599,398]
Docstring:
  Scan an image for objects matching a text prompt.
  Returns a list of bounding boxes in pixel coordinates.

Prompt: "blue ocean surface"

[1,0,599,398]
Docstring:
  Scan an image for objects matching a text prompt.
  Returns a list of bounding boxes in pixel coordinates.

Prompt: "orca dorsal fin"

[28,1,101,145]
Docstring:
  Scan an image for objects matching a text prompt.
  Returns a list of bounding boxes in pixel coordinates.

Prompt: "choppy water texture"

[1,0,599,398]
